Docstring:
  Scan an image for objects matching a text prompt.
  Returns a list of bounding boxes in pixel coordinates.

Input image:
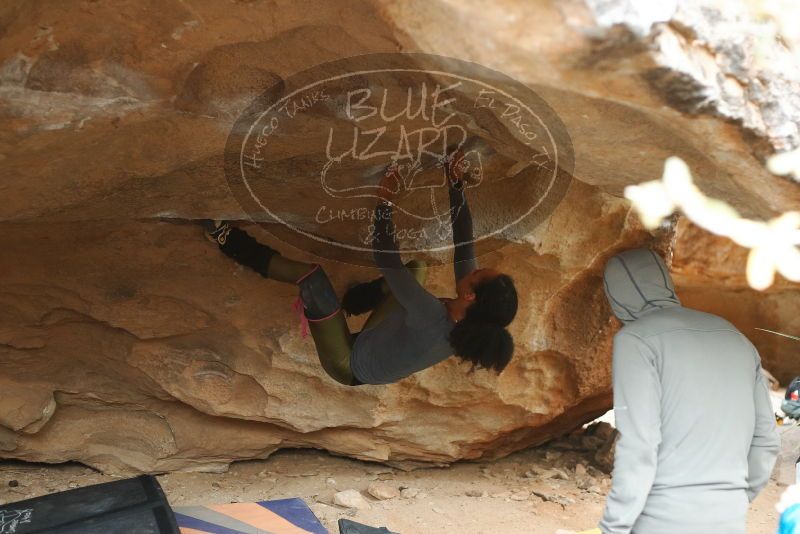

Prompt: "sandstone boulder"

[0,0,797,474]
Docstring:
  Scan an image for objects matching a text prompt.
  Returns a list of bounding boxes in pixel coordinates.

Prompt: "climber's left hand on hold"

[378,162,402,202]
[444,147,466,187]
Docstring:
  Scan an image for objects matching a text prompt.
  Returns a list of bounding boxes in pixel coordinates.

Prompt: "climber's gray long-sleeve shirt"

[350,185,477,385]
[599,248,780,534]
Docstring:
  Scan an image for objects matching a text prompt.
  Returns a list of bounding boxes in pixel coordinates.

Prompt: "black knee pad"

[298,266,341,320]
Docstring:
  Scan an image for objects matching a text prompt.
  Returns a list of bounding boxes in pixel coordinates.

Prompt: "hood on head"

[603,248,680,323]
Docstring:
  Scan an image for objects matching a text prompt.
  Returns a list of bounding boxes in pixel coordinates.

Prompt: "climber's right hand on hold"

[377,162,402,202]
[444,147,467,189]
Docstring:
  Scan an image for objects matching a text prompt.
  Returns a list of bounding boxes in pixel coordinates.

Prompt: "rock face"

[671,220,800,383]
[0,0,797,473]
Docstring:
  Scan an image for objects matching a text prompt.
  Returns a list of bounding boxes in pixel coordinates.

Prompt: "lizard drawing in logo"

[320,131,487,245]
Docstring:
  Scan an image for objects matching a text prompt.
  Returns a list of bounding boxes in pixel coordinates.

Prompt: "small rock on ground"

[367,482,399,500]
[400,487,419,499]
[334,489,371,510]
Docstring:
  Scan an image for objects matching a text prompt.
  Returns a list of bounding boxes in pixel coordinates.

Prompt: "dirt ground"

[0,441,784,534]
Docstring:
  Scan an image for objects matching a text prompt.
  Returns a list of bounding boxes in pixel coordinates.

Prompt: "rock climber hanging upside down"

[204,148,519,385]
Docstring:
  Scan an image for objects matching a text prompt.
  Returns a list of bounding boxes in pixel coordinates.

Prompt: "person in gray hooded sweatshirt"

[599,248,780,534]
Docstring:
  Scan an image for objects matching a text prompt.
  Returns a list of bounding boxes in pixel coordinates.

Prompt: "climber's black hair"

[449,274,518,373]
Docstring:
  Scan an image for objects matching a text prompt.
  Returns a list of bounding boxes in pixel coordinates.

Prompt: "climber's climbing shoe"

[203,220,232,245]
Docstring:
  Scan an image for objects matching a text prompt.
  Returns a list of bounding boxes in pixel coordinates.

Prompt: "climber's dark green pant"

[307,260,428,385]
[217,227,427,385]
